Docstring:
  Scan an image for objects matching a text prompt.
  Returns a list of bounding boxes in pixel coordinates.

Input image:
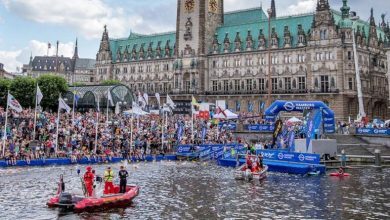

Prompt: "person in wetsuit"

[118,166,129,193]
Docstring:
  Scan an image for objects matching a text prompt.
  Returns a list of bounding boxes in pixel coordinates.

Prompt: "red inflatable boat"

[47,184,140,212]
[329,173,351,177]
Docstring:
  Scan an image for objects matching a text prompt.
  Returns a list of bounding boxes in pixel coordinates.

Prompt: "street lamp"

[266,8,273,108]
[350,13,366,120]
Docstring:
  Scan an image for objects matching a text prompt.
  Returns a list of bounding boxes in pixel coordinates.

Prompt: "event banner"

[218,122,237,131]
[355,128,390,136]
[243,124,275,132]
[256,150,320,164]
[176,144,244,155]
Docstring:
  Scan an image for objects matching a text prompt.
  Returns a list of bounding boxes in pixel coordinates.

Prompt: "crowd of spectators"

[0,107,237,165]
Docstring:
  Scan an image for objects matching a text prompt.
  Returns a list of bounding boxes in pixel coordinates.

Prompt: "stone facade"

[23,39,96,85]
[0,63,5,78]
[95,0,390,120]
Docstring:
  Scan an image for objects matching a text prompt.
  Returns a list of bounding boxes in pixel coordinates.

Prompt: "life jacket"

[83,171,94,183]
[104,170,114,182]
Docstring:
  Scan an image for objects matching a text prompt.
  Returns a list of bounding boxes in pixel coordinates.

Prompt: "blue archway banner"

[264,100,335,134]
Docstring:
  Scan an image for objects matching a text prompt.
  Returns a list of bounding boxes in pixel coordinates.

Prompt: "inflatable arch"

[264,100,336,134]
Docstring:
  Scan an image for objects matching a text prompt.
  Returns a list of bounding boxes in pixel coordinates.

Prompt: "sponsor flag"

[177,121,184,142]
[166,94,176,110]
[155,93,161,107]
[271,119,283,147]
[288,131,296,152]
[306,109,322,150]
[36,85,43,105]
[107,89,114,106]
[73,90,80,107]
[138,92,146,108]
[7,93,23,113]
[201,125,207,143]
[236,101,241,111]
[248,102,253,113]
[192,96,200,107]
[58,97,71,113]
[143,93,149,105]
[96,97,100,112]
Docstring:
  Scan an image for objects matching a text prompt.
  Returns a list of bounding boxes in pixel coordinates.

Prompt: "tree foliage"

[0,78,12,107]
[9,77,36,108]
[37,75,68,111]
[100,79,121,86]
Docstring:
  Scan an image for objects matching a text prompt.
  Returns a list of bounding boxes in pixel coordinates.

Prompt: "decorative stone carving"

[184,17,193,41]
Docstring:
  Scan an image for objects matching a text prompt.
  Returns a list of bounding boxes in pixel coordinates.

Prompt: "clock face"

[209,0,218,13]
[184,0,195,13]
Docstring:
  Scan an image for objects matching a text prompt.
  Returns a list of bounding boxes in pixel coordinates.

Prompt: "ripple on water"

[0,163,390,219]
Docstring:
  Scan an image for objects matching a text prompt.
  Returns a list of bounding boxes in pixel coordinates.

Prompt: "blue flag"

[201,126,207,143]
[306,109,322,151]
[177,122,184,142]
[288,131,295,152]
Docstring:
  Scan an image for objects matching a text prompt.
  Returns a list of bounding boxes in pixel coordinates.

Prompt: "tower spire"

[340,0,350,19]
[316,0,330,12]
[73,38,79,59]
[370,8,376,26]
[270,0,276,18]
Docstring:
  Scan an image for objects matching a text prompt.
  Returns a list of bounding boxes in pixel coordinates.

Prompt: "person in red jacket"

[83,166,95,197]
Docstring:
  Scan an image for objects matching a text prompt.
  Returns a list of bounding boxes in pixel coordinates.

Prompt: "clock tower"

[174,0,223,93]
[176,0,223,57]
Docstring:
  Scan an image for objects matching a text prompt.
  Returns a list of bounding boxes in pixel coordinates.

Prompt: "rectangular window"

[259,78,265,91]
[234,79,240,91]
[320,75,329,92]
[223,80,229,91]
[272,78,278,92]
[298,77,306,90]
[284,77,291,91]
[348,77,353,90]
[212,81,217,92]
[348,51,352,60]
[123,67,128,74]
[246,79,252,91]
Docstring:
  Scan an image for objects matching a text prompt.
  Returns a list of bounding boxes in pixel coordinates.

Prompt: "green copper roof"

[333,10,386,40]
[224,7,268,26]
[110,31,176,63]
[216,13,314,51]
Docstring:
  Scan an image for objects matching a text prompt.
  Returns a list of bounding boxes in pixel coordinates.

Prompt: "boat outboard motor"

[58,192,73,208]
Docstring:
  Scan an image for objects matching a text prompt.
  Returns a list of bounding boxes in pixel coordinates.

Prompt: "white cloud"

[281,0,316,15]
[2,0,142,39]
[0,40,74,72]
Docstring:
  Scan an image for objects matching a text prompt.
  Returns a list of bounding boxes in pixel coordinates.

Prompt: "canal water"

[0,161,389,220]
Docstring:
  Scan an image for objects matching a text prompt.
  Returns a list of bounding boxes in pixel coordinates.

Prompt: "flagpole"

[130,114,133,152]
[55,94,61,156]
[106,90,109,122]
[2,91,10,157]
[191,109,194,143]
[33,85,38,140]
[94,112,99,154]
[72,92,75,124]
[161,111,164,149]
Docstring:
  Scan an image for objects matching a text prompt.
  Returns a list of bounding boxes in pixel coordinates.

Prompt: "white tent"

[287,117,302,123]
[213,109,238,119]
[123,108,150,116]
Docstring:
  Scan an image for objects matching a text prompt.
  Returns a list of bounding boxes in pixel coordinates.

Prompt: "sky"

[0,0,389,72]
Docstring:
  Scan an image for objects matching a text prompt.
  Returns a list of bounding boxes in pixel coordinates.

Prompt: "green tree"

[100,79,121,86]
[37,75,68,110]
[0,78,12,108]
[71,82,86,87]
[9,77,36,108]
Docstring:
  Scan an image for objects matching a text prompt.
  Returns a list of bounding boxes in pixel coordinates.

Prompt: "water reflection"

[0,162,389,219]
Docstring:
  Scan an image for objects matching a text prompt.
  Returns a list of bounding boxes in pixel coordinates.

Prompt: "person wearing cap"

[103,166,115,194]
[118,166,129,193]
[83,166,94,197]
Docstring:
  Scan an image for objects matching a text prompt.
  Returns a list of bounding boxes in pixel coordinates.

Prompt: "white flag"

[7,93,23,113]
[36,85,43,105]
[166,94,176,109]
[132,101,144,116]
[96,98,100,112]
[107,89,114,106]
[58,97,71,113]
[143,93,149,105]
[138,92,146,108]
[155,93,161,107]
[115,102,120,115]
